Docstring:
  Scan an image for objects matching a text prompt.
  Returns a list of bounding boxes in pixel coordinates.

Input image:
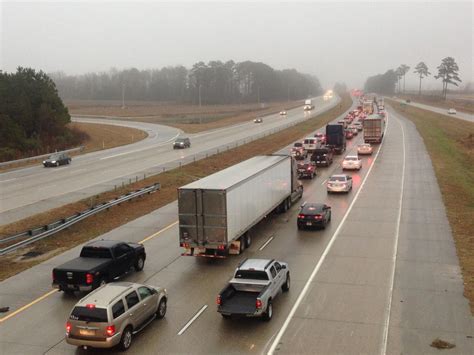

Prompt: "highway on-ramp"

[0,96,339,225]
[1,103,470,354]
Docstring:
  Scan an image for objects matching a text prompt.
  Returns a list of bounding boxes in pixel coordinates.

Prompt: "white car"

[448,108,457,114]
[342,155,362,170]
[353,122,363,131]
[327,175,353,193]
[357,143,373,155]
[254,117,263,123]
[279,111,287,115]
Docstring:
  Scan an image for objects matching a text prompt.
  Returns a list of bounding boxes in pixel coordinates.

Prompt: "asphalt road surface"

[1,103,471,354]
[0,96,339,225]
[390,98,474,123]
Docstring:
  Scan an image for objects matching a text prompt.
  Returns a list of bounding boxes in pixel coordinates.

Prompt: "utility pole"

[121,83,125,109]
[257,86,260,104]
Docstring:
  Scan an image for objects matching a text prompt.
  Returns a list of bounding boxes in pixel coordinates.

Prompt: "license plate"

[306,222,312,226]
[79,329,95,336]
[67,284,75,289]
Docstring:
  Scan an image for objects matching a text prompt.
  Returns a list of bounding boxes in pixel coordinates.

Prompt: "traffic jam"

[19,96,387,352]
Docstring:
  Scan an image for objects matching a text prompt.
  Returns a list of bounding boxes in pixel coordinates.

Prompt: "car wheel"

[239,237,245,253]
[119,326,133,351]
[263,301,273,321]
[156,297,167,319]
[135,256,145,271]
[282,273,290,292]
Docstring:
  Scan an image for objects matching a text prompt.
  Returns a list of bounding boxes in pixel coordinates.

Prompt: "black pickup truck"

[52,240,146,294]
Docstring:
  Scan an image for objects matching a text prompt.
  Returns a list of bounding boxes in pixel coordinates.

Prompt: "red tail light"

[256,299,263,309]
[85,273,94,285]
[66,321,72,334]
[314,215,322,220]
[216,295,221,305]
[217,245,226,251]
[106,325,115,337]
[298,214,305,219]
[180,242,190,248]
[86,304,96,309]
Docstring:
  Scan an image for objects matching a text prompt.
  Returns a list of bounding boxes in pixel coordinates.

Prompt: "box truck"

[363,114,385,143]
[178,155,303,258]
[325,124,346,154]
[304,99,315,111]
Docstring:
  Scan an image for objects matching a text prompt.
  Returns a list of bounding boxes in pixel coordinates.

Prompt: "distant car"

[348,126,358,135]
[43,153,71,167]
[345,130,354,139]
[327,174,353,193]
[353,122,363,131]
[357,143,373,155]
[297,162,316,179]
[65,282,167,351]
[311,147,333,167]
[314,132,326,144]
[254,117,263,123]
[173,137,191,149]
[279,111,287,115]
[342,155,362,170]
[448,108,457,114]
[297,202,331,230]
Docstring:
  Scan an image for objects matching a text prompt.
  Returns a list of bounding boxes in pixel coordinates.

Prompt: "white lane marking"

[320,178,327,186]
[177,305,208,336]
[259,236,275,251]
[381,112,406,355]
[0,178,16,183]
[267,112,389,355]
[100,132,180,160]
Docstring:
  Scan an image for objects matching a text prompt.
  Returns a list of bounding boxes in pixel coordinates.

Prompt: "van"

[303,137,318,152]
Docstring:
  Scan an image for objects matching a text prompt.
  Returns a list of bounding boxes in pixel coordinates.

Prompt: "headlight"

[43,161,46,163]
[51,161,56,163]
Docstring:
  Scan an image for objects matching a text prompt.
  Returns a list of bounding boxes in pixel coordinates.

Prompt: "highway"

[0,96,339,225]
[390,98,474,122]
[1,103,470,354]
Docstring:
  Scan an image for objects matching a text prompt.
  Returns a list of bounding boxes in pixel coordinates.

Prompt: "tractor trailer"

[178,155,303,258]
[363,114,385,143]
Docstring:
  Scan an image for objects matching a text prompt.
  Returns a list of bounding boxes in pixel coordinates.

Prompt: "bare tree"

[413,62,431,95]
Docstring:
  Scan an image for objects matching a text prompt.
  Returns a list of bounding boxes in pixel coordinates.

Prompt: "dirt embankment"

[0,95,353,281]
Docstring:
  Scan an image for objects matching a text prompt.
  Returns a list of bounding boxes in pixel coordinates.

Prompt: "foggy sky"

[1,1,472,90]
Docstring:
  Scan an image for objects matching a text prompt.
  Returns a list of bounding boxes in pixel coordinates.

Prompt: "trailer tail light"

[180,242,190,248]
[217,245,226,251]
[66,322,72,334]
[216,295,221,305]
[85,273,94,285]
[106,325,115,337]
[256,299,263,309]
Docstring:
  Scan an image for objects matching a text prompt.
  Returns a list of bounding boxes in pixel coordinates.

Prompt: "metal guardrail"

[0,146,85,168]
[0,183,160,255]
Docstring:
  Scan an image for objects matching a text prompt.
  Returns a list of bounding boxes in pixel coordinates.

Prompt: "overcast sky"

[1,1,472,90]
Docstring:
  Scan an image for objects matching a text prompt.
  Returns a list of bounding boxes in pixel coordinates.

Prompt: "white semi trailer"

[178,155,303,258]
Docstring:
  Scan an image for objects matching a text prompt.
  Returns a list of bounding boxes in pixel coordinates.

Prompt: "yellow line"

[139,221,178,244]
[0,220,179,324]
[0,289,58,323]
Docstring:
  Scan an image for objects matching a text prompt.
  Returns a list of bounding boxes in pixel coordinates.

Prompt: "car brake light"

[86,304,96,309]
[298,214,305,219]
[216,295,221,305]
[106,325,115,337]
[256,299,263,309]
[180,242,190,248]
[85,273,94,285]
[66,322,72,334]
[217,245,225,251]
[314,215,322,220]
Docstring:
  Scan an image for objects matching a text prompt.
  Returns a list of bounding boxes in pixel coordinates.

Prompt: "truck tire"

[263,301,273,321]
[239,237,245,253]
[135,256,145,271]
[244,233,252,248]
[119,326,133,351]
[282,273,290,292]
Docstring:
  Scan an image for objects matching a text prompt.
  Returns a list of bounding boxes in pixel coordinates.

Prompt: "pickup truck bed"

[219,291,260,315]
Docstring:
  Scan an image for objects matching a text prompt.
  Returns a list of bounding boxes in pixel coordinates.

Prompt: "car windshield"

[80,247,113,258]
[330,176,346,182]
[345,157,358,161]
[70,306,108,323]
[303,204,323,213]
[235,270,269,280]
[359,144,370,148]
[294,142,303,147]
[49,154,60,160]
[175,139,186,143]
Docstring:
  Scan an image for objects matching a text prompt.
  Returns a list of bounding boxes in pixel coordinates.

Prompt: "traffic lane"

[0,97,338,222]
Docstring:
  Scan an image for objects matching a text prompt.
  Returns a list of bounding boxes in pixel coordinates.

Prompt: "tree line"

[0,68,85,161]
[50,60,323,104]
[364,57,462,99]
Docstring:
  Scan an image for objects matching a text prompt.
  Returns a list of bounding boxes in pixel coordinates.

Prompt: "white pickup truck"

[216,259,290,321]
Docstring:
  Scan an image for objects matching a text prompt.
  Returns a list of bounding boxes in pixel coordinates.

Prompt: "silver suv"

[66,282,167,351]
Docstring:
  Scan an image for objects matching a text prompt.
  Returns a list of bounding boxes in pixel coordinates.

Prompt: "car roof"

[330,174,347,179]
[239,258,274,271]
[77,282,137,308]
[302,203,325,213]
[84,240,123,248]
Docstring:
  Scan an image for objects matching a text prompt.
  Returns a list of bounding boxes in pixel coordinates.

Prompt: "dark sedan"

[297,203,331,230]
[43,153,71,167]
[297,162,316,179]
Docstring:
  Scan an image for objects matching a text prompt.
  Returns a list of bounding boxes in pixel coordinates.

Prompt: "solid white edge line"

[177,304,208,336]
[380,111,406,355]
[267,112,389,355]
[259,236,275,251]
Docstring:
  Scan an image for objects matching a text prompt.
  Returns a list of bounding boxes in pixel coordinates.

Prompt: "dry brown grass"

[67,100,303,133]
[388,99,474,314]
[399,94,474,114]
[0,95,352,281]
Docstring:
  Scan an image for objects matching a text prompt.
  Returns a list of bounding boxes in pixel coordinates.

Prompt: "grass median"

[0,94,352,281]
[387,99,474,314]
